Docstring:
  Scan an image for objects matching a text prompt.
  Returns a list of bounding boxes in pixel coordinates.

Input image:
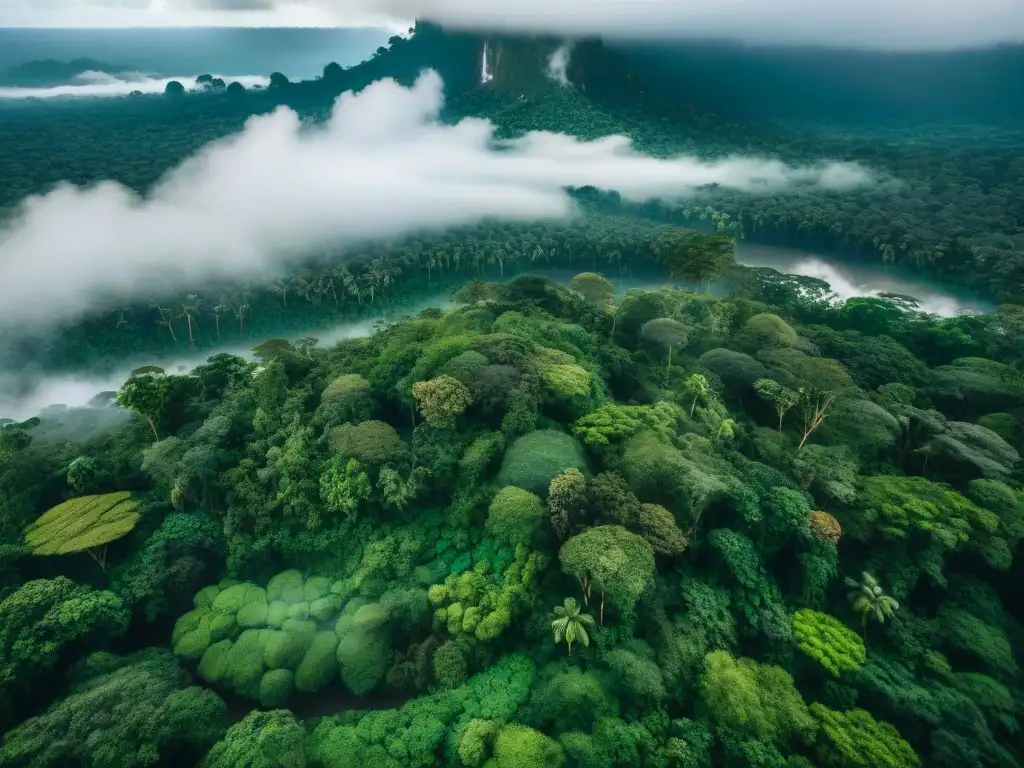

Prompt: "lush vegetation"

[1,20,1022,768]
[2,263,1022,765]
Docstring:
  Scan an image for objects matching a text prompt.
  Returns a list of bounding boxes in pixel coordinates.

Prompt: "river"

[0,245,992,421]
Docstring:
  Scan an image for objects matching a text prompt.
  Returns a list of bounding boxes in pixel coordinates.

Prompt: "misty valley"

[0,16,1023,768]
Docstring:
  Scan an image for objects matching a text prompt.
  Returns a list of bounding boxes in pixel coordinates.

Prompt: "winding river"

[0,245,993,421]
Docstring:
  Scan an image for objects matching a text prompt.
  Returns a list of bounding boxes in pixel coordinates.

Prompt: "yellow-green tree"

[791,609,866,677]
[412,375,473,428]
[23,492,140,571]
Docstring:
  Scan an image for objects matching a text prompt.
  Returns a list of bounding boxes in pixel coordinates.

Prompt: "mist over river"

[0,245,992,422]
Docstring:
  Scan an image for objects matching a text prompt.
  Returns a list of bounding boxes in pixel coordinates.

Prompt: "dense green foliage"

[1,21,1023,768]
[3,264,1020,765]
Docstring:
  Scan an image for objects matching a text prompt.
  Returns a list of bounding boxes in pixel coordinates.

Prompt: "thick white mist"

[0,72,270,99]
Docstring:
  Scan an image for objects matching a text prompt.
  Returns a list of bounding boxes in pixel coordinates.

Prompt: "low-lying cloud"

[354,0,1024,51]
[0,69,873,332]
[0,72,270,100]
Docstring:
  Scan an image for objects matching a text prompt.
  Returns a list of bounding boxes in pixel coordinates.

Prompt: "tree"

[498,430,589,496]
[226,81,246,96]
[738,313,798,351]
[845,572,898,639]
[572,401,684,448]
[559,525,655,625]
[486,486,545,547]
[319,373,374,425]
[699,650,816,747]
[412,375,473,428]
[165,80,185,95]
[698,348,769,391]
[551,597,596,655]
[0,578,130,718]
[492,724,565,768]
[177,294,201,348]
[569,272,614,309]
[328,420,407,467]
[548,468,587,539]
[268,72,290,89]
[682,372,711,417]
[23,492,140,571]
[117,367,170,440]
[661,230,736,291]
[641,317,689,379]
[808,510,842,545]
[810,704,920,768]
[319,457,372,522]
[797,386,841,449]
[2,650,224,766]
[791,609,866,677]
[200,709,305,768]
[636,503,688,556]
[322,61,343,80]
[754,378,799,432]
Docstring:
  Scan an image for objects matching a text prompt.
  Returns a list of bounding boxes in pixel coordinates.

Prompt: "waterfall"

[480,42,493,84]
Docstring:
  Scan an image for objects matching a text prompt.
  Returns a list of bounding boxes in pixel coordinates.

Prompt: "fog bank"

[0,69,872,333]
[0,71,270,99]
[358,0,1024,51]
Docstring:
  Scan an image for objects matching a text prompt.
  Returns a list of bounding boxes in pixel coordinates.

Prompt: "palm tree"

[846,572,899,639]
[551,597,596,655]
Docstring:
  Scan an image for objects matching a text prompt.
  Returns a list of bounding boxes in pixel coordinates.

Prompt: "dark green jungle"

[1,21,1023,768]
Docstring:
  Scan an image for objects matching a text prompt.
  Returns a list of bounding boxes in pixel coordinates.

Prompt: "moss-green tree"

[569,272,614,309]
[641,317,689,380]
[319,457,372,522]
[497,430,589,496]
[0,649,225,768]
[559,525,655,625]
[486,486,545,548]
[200,709,305,768]
[116,367,171,440]
[412,375,473,428]
[547,468,587,540]
[754,378,800,432]
[682,372,711,417]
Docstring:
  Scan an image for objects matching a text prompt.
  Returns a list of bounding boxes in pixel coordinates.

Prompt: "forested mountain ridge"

[0,22,1022,301]
[0,23,1021,378]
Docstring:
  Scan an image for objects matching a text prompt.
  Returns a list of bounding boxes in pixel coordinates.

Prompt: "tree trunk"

[87,545,107,572]
[600,590,605,627]
[145,415,159,441]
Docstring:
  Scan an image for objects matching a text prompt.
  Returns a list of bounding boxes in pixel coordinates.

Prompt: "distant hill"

[1,57,136,86]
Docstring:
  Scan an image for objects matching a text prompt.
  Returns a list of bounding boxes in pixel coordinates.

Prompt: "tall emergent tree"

[116,366,170,440]
[845,572,899,639]
[551,597,596,655]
